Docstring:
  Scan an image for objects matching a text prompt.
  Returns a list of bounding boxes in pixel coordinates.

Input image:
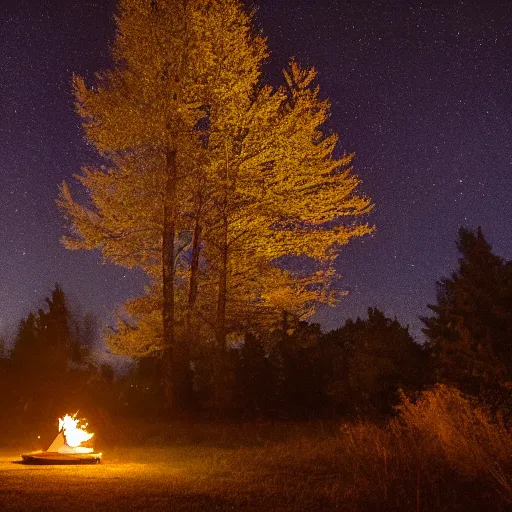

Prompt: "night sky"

[1,0,511,349]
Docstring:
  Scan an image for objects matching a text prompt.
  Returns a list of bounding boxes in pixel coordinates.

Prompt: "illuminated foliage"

[58,0,373,412]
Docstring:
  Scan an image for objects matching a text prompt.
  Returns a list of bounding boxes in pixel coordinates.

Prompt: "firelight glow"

[58,414,94,452]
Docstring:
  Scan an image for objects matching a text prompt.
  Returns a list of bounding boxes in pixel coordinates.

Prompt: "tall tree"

[11,312,40,372]
[10,285,77,416]
[11,284,74,375]
[59,0,373,415]
[39,284,73,373]
[268,321,329,418]
[60,0,211,413]
[422,227,512,391]
[200,59,374,351]
[236,333,275,417]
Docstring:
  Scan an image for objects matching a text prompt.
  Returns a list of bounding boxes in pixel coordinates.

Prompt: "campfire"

[21,413,102,465]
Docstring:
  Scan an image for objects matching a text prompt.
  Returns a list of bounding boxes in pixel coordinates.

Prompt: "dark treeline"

[0,227,510,426]
[129,308,428,420]
[0,284,113,429]
[0,298,427,423]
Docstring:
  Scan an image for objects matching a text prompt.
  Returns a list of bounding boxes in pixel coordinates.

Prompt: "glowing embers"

[20,413,102,465]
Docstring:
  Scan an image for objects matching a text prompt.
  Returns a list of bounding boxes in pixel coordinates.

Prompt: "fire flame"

[58,414,94,454]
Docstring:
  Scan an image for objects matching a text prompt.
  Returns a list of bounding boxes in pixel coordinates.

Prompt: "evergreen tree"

[236,333,274,417]
[343,308,424,414]
[320,323,353,415]
[11,312,40,372]
[38,284,73,373]
[422,227,512,391]
[10,286,70,415]
[11,285,77,377]
[0,335,13,415]
[267,321,328,418]
[9,284,105,418]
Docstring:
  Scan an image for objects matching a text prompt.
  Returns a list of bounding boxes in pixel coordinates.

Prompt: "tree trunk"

[282,310,289,340]
[215,218,228,352]
[180,217,202,413]
[186,218,202,336]
[162,148,177,415]
[213,191,229,415]
[216,144,230,354]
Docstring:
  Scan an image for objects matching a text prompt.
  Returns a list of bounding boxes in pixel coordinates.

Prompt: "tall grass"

[225,385,512,510]
[395,384,512,504]
[331,384,512,509]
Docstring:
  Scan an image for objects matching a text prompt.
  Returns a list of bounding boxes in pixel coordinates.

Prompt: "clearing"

[0,444,340,511]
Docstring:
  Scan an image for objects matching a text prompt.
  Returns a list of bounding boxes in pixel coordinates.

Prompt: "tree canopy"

[58,0,374,413]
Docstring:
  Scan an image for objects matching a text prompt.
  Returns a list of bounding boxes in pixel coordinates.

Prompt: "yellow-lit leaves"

[60,0,374,356]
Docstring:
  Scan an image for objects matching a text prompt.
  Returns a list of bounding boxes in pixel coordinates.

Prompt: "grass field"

[1,387,510,511]
[0,436,509,512]
[0,443,349,512]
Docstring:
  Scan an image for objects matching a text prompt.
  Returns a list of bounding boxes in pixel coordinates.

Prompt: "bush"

[395,384,512,503]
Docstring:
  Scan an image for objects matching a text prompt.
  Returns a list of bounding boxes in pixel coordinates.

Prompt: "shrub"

[394,384,512,503]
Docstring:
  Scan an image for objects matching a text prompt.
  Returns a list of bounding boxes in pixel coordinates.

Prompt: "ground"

[0,445,340,511]
[1,415,509,511]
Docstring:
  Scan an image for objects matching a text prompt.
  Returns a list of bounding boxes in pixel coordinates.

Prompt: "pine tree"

[10,285,77,416]
[11,312,40,371]
[344,308,424,413]
[11,285,74,374]
[422,227,512,391]
[236,333,274,417]
[39,284,73,373]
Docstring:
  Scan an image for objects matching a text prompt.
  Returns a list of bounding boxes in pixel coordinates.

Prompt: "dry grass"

[0,385,510,511]
[395,385,512,504]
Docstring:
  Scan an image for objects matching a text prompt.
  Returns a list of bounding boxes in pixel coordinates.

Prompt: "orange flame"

[58,413,94,454]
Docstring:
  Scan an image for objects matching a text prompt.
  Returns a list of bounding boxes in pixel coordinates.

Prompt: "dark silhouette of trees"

[7,284,106,420]
[39,284,73,373]
[0,337,15,432]
[236,333,275,418]
[422,227,512,392]
[11,284,77,375]
[268,321,329,419]
[10,288,70,417]
[2,287,432,422]
[328,308,426,415]
[189,311,426,420]
[11,312,39,372]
